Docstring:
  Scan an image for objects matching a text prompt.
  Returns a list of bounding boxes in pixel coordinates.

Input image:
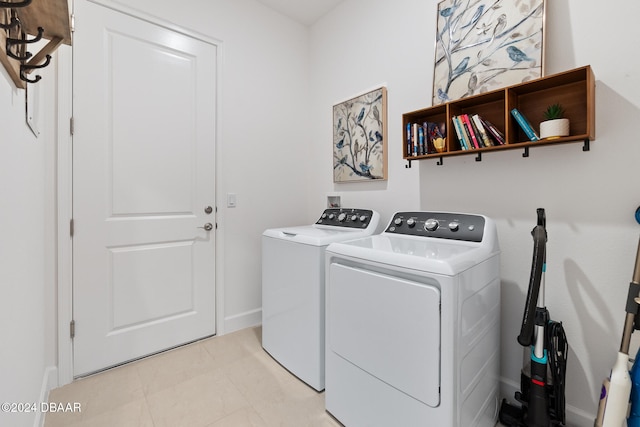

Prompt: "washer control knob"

[351,214,358,221]
[359,215,368,222]
[328,213,336,220]
[406,218,416,228]
[424,218,439,231]
[338,213,347,222]
[449,221,459,231]
[394,217,403,226]
[321,213,328,219]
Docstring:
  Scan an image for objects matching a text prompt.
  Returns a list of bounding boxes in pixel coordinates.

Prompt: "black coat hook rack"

[1,0,71,88]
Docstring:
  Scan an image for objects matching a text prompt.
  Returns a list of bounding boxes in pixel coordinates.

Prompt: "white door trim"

[56,0,225,386]
[56,42,74,387]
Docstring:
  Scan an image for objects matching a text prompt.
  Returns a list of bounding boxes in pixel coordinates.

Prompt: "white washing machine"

[262,208,380,391]
[325,211,500,427]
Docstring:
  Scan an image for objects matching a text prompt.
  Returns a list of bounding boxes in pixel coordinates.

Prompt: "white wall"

[0,57,57,427]
[308,0,427,218]
[309,0,640,424]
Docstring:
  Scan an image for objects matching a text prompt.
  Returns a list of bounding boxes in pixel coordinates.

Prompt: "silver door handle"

[198,223,213,231]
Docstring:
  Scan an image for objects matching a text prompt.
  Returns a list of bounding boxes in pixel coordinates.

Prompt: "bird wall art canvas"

[432,0,546,105]
[333,87,387,182]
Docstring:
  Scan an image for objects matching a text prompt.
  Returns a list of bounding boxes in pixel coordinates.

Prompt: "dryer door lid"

[328,263,441,407]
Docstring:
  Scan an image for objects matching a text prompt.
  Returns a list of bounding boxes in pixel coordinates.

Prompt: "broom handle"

[620,237,640,354]
[634,237,640,285]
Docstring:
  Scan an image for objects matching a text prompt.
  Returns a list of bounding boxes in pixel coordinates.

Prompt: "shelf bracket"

[405,159,412,168]
[583,139,590,152]
[522,147,530,158]
[475,152,482,162]
[437,156,443,166]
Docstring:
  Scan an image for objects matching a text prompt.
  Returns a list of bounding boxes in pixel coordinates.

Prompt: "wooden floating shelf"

[402,65,596,166]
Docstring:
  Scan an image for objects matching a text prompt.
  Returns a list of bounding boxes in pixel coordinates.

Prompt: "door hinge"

[70,219,74,237]
[70,117,74,135]
[70,14,75,33]
[70,320,75,339]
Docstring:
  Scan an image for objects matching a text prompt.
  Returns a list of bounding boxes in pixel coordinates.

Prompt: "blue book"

[451,116,469,150]
[511,108,539,141]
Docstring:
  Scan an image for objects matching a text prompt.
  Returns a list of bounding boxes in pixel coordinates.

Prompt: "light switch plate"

[227,193,237,208]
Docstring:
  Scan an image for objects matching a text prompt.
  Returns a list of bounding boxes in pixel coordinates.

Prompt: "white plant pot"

[539,118,570,139]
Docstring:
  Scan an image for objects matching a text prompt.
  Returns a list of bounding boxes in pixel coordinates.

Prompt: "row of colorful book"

[405,121,446,156]
[451,114,505,150]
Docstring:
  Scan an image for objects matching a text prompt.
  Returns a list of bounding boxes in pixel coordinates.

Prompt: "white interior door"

[72,0,217,376]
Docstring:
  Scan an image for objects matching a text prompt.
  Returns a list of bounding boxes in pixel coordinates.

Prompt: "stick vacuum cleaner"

[499,209,568,426]
[594,238,640,427]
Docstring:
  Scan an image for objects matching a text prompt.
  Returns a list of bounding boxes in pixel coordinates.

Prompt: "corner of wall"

[33,366,58,427]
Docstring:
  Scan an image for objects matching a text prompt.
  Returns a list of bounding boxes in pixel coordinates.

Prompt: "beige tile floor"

[45,326,504,427]
[45,327,340,427]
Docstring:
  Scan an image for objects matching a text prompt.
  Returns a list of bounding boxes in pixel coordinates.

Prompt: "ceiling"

[254,0,346,26]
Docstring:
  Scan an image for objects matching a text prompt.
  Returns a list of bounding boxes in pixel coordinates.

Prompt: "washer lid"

[262,209,380,247]
[326,234,497,275]
[263,225,379,246]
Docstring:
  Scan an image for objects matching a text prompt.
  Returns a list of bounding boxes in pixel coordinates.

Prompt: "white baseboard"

[34,366,58,427]
[500,377,594,427]
[223,308,261,335]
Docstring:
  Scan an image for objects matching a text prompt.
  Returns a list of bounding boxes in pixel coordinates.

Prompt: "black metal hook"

[0,16,18,29]
[19,68,40,83]
[5,40,30,60]
[19,54,51,84]
[6,26,44,60]
[0,0,32,8]
[22,54,51,70]
[6,25,43,45]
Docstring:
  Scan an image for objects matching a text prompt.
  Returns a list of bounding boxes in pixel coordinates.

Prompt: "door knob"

[198,223,213,231]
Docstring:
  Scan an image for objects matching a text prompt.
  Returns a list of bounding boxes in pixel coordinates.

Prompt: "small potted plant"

[539,103,570,139]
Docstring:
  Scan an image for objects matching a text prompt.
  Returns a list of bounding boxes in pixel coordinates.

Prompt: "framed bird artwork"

[432,0,546,105]
[333,86,387,182]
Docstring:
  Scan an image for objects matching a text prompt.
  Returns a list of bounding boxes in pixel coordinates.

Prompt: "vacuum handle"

[537,207,546,229]
[517,210,547,347]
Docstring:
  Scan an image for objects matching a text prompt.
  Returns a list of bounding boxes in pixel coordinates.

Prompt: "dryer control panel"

[315,208,375,229]
[385,211,485,242]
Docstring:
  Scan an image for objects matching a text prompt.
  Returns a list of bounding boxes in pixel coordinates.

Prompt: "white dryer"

[325,211,500,427]
[262,208,380,391]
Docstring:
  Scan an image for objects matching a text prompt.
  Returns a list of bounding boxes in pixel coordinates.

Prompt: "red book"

[461,114,480,149]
